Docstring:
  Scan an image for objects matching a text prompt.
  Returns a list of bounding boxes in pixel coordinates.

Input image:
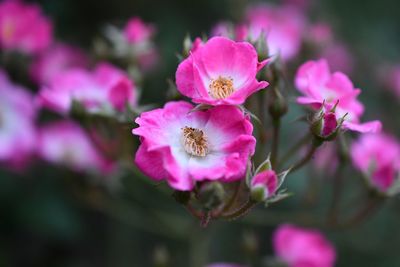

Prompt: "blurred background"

[1,0,400,266]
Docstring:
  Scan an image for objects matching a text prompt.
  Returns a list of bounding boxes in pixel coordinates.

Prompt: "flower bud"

[197,181,225,210]
[250,170,278,202]
[268,87,288,119]
[310,103,346,142]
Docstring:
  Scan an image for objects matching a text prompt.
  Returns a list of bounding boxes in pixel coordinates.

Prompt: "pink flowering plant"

[1,0,400,266]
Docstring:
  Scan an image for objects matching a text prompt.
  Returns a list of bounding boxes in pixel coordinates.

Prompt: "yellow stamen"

[181,126,209,157]
[209,76,234,99]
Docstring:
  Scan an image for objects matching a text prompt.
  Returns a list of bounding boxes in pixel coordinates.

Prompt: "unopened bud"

[197,181,225,210]
[250,170,278,202]
[268,88,288,119]
[310,104,346,142]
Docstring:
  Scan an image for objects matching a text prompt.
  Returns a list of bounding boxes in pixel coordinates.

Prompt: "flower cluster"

[134,37,268,191]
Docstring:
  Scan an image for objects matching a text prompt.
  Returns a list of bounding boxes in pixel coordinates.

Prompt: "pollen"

[181,126,209,157]
[209,76,234,99]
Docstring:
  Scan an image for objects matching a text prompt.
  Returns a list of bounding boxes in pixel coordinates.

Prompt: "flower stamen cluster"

[209,76,235,99]
[181,126,209,157]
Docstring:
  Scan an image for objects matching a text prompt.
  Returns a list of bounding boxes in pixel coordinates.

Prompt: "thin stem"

[222,199,258,221]
[337,196,384,228]
[271,118,281,169]
[279,133,311,168]
[327,164,345,225]
[221,181,242,214]
[291,145,317,173]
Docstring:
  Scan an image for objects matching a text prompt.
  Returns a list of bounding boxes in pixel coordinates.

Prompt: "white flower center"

[209,76,234,99]
[181,126,209,157]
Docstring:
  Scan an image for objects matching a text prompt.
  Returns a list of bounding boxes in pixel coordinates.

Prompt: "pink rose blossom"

[244,4,306,61]
[295,59,381,133]
[38,62,137,115]
[250,170,278,201]
[123,17,155,44]
[132,101,256,191]
[351,133,400,192]
[30,43,88,84]
[0,70,36,166]
[0,0,52,54]
[176,37,269,106]
[37,121,113,173]
[273,224,336,267]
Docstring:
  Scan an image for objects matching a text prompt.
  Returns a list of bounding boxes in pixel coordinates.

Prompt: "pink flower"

[250,170,278,201]
[244,4,306,61]
[176,37,269,106]
[37,121,113,173]
[295,59,381,133]
[273,224,336,267]
[132,101,256,191]
[0,69,36,166]
[123,17,155,44]
[0,0,52,54]
[30,43,88,84]
[351,133,400,192]
[38,62,137,115]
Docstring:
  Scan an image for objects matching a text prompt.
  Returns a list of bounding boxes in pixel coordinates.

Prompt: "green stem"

[220,180,242,214]
[222,199,258,221]
[327,164,345,225]
[279,133,311,168]
[271,118,281,169]
[291,144,317,173]
[337,196,384,228]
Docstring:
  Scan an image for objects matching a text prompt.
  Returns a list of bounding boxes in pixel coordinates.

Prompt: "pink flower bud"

[250,170,278,202]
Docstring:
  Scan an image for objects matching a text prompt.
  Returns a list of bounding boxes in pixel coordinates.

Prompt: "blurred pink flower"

[30,43,88,84]
[38,62,137,115]
[273,224,336,267]
[313,142,338,173]
[190,37,204,53]
[0,0,52,54]
[123,17,155,44]
[320,42,354,74]
[308,23,333,45]
[244,4,306,61]
[211,21,234,39]
[0,70,36,167]
[295,59,381,133]
[379,65,400,99]
[132,101,256,191]
[176,37,269,106]
[37,121,113,173]
[250,170,278,201]
[351,133,400,192]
